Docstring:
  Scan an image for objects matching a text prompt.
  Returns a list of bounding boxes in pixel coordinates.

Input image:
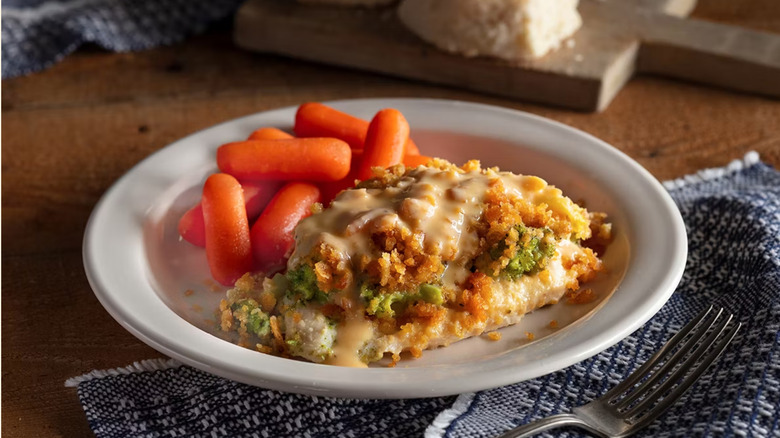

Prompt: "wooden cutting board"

[234,0,780,111]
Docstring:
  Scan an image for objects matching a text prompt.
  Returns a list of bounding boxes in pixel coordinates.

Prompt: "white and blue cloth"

[66,152,780,437]
[1,0,243,78]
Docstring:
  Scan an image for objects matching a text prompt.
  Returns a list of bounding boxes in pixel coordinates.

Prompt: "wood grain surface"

[2,1,779,436]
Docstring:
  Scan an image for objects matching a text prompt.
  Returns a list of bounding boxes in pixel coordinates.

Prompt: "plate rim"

[83,97,687,398]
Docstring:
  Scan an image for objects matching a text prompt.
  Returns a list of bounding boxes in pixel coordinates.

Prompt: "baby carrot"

[201,173,254,286]
[251,182,321,272]
[243,181,284,221]
[357,108,409,181]
[247,127,293,141]
[405,139,421,156]
[319,150,362,205]
[178,181,281,247]
[294,102,420,154]
[178,203,206,247]
[294,102,368,150]
[217,138,351,182]
[403,154,432,168]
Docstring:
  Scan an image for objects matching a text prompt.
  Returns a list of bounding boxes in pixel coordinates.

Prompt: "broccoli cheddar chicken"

[220,160,610,367]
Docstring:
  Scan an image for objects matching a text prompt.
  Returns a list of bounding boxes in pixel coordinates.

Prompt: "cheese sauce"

[325,315,374,368]
[290,166,557,291]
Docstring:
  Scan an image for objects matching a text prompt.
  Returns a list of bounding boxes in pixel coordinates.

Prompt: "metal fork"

[497,306,741,438]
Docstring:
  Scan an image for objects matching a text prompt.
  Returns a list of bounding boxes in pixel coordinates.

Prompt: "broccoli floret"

[230,299,270,337]
[366,291,408,318]
[418,284,443,305]
[503,226,555,279]
[363,283,444,318]
[246,309,270,337]
[231,298,259,313]
[286,265,327,304]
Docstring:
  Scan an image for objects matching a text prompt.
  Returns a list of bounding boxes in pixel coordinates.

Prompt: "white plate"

[83,98,687,398]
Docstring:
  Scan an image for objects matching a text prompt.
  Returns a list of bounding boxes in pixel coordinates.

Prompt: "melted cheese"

[326,315,374,368]
[290,166,562,292]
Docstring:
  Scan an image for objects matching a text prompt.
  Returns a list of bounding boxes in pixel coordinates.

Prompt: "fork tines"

[605,305,741,426]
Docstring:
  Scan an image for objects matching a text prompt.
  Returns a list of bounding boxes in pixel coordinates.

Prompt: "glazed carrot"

[178,181,282,247]
[202,173,253,286]
[294,102,368,150]
[251,182,321,272]
[247,127,293,141]
[294,102,420,154]
[319,150,363,204]
[217,138,351,182]
[403,154,432,168]
[178,203,207,247]
[405,139,421,156]
[357,108,409,181]
[243,181,284,220]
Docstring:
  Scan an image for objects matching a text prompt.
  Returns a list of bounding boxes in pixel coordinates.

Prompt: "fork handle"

[496,413,601,438]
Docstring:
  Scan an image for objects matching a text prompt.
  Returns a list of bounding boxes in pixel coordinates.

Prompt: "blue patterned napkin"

[68,153,779,437]
[1,0,243,78]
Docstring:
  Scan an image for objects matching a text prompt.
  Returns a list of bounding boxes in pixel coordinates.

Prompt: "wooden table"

[2,1,778,436]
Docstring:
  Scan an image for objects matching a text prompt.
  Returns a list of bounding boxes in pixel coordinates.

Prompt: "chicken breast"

[221,159,608,366]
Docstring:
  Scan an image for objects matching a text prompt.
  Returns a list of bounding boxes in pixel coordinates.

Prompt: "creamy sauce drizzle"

[290,167,555,292]
[326,315,374,368]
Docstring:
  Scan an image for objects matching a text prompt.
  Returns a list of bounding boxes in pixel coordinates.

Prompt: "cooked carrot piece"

[403,154,433,168]
[202,173,254,286]
[251,182,321,272]
[217,138,351,182]
[178,181,282,247]
[247,127,294,141]
[178,203,206,247]
[294,102,368,151]
[319,150,362,205]
[357,108,410,181]
[405,139,421,156]
[243,181,283,221]
[294,102,420,154]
